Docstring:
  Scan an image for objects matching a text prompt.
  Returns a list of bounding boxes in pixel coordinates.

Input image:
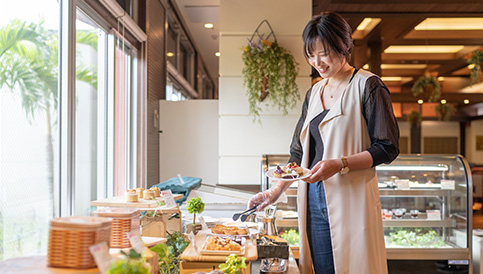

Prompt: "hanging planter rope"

[242,20,299,122]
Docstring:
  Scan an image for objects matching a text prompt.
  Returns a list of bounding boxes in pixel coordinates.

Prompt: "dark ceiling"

[313,0,483,115]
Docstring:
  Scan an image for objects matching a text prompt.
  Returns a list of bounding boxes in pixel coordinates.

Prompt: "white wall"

[219,0,312,185]
[159,100,218,186]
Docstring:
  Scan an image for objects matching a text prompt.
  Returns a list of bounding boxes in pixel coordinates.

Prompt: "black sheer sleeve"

[288,88,312,166]
[362,76,400,167]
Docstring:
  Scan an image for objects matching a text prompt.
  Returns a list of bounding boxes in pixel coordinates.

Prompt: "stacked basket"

[47,216,111,268]
[93,208,140,248]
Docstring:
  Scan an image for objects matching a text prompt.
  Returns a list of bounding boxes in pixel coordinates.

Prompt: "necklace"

[325,68,354,99]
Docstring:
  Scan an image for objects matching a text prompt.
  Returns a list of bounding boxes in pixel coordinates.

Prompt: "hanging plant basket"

[465,47,483,85]
[411,71,441,102]
[242,20,299,122]
[435,103,456,121]
[406,111,422,128]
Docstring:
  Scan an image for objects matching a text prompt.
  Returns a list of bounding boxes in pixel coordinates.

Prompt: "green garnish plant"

[218,254,247,274]
[186,196,205,224]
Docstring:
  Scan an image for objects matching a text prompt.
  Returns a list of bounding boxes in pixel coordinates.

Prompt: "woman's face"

[307,39,346,79]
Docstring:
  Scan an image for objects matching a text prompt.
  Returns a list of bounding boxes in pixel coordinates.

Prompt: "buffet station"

[0,181,301,274]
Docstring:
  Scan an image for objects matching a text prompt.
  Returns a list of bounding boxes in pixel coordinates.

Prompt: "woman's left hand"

[303,159,342,184]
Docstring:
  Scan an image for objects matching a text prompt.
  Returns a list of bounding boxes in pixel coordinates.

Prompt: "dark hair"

[302,11,354,62]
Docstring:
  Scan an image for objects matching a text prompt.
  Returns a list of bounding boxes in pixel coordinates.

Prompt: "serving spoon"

[232,205,257,221]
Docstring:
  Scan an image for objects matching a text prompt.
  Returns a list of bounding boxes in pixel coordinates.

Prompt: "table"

[0,237,166,274]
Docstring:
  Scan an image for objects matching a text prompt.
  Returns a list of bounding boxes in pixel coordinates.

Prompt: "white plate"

[265,167,311,182]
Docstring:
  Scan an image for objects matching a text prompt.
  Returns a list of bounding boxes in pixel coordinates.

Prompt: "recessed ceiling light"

[437,76,445,81]
[468,64,476,69]
[204,23,214,29]
[415,18,483,30]
[441,99,447,104]
[353,18,381,39]
[464,99,470,104]
[418,99,424,104]
[215,52,221,57]
[384,45,464,54]
[381,64,427,69]
[167,52,174,57]
[362,64,369,70]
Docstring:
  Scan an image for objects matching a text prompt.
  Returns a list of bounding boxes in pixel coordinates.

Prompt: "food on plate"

[272,162,303,179]
[205,235,241,251]
[136,187,144,198]
[143,189,155,200]
[286,162,304,176]
[125,189,138,202]
[211,224,248,235]
[150,186,161,197]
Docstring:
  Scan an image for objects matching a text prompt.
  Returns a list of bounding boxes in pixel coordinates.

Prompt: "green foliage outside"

[0,18,97,259]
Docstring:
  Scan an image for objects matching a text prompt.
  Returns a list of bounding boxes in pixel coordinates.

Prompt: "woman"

[249,12,399,274]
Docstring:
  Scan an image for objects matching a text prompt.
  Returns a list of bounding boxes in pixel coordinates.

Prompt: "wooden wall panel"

[146,0,166,187]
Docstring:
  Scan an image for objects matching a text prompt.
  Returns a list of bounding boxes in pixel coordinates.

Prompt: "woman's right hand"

[248,189,279,211]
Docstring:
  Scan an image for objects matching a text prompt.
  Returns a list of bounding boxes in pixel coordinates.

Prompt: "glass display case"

[376,154,472,268]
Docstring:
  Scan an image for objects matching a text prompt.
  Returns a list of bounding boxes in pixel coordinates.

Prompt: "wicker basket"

[93,208,140,248]
[47,216,111,269]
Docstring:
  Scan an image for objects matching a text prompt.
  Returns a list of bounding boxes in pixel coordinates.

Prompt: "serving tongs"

[232,205,257,221]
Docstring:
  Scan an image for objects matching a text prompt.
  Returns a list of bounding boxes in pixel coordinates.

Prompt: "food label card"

[187,231,198,253]
[89,242,111,274]
[161,189,177,208]
[127,230,146,254]
[441,180,455,190]
[199,216,209,231]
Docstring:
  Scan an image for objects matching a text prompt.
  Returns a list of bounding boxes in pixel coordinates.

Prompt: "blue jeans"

[307,181,335,274]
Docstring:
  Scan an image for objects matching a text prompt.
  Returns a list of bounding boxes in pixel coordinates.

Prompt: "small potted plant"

[464,47,483,84]
[186,196,205,234]
[411,71,441,102]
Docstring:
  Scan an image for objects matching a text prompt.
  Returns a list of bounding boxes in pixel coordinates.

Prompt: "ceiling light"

[384,45,464,54]
[215,52,221,57]
[418,99,424,104]
[441,99,447,104]
[353,18,381,40]
[381,77,402,81]
[381,64,427,69]
[415,18,483,30]
[167,52,174,57]
[362,64,369,70]
[468,64,476,69]
[204,23,214,29]
[464,99,470,104]
[437,76,445,81]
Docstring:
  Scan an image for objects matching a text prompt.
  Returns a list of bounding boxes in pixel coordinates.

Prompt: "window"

[0,0,60,260]
[0,0,144,259]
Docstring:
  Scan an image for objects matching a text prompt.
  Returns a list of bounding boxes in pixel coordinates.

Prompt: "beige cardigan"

[296,69,388,274]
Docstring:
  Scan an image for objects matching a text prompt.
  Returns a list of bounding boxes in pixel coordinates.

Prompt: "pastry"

[143,189,155,200]
[125,189,138,202]
[205,235,241,251]
[272,164,300,179]
[287,162,304,176]
[210,225,248,235]
[150,186,161,197]
[136,187,144,198]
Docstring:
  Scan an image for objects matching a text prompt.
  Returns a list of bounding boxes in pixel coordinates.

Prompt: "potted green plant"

[150,231,189,274]
[242,35,299,122]
[464,47,483,84]
[435,103,456,121]
[186,196,205,234]
[411,71,441,102]
[218,254,247,274]
[406,111,422,128]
